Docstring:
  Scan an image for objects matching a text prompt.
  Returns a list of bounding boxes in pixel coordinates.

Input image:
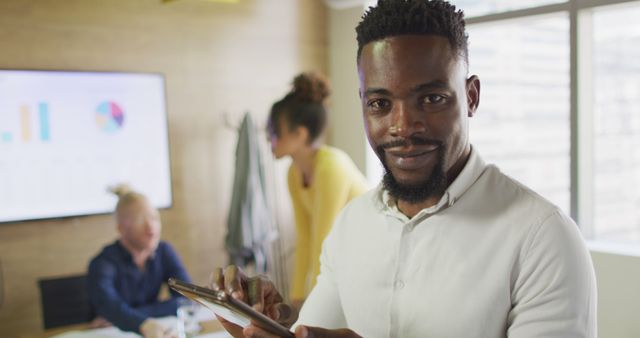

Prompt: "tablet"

[168,278,294,338]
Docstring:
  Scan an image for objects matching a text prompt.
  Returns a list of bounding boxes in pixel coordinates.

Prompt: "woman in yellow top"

[267,72,369,307]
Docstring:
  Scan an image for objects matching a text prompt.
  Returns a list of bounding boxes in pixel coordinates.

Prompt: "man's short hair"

[356,0,468,62]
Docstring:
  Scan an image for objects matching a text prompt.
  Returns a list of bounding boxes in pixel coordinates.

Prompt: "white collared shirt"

[295,147,597,338]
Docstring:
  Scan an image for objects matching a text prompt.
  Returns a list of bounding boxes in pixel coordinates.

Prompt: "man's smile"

[385,144,440,170]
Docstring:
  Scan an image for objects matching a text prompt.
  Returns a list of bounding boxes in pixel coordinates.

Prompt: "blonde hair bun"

[292,72,330,104]
[108,183,134,198]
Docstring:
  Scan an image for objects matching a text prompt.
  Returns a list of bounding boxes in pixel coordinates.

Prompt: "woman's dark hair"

[268,72,330,143]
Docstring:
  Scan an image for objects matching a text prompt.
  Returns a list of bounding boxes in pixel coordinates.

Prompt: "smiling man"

[212,1,597,337]
[290,2,598,333]
[361,32,477,217]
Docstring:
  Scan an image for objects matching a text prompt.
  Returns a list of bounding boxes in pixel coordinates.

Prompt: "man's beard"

[377,137,448,204]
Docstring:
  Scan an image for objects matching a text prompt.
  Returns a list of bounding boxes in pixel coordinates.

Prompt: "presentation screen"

[0,70,172,223]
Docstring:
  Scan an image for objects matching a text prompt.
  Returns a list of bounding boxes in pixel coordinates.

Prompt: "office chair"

[38,274,94,329]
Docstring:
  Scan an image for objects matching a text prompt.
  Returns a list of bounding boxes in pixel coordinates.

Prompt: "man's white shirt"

[295,146,597,338]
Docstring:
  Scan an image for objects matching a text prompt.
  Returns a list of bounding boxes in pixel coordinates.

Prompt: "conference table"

[22,307,232,338]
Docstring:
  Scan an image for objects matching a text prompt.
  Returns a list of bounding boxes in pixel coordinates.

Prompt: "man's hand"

[209,265,298,337]
[88,316,112,329]
[241,325,362,338]
[139,318,177,338]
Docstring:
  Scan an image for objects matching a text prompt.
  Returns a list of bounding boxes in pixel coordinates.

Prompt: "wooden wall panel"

[0,0,326,336]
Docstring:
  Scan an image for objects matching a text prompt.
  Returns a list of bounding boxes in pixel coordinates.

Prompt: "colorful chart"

[14,102,50,142]
[96,101,125,132]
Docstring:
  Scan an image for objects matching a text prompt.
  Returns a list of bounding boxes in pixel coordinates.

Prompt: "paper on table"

[49,317,174,338]
[195,332,233,338]
[49,327,140,338]
[48,312,228,338]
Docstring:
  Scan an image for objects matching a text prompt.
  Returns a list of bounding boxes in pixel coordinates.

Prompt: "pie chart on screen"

[96,101,125,132]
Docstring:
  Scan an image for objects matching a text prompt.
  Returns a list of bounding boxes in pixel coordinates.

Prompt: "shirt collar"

[116,239,158,264]
[375,145,486,220]
[115,240,134,263]
[445,145,486,207]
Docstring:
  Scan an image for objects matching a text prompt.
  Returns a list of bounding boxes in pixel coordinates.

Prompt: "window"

[457,0,640,247]
[468,15,570,213]
[592,3,640,244]
[452,0,566,17]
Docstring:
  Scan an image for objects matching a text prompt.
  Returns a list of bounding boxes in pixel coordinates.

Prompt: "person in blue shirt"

[87,185,191,338]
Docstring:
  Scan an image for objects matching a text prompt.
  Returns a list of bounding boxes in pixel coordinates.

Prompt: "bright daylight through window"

[592,3,640,244]
[450,0,640,248]
[467,15,570,214]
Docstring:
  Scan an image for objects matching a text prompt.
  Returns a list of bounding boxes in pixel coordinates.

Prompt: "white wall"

[327,4,640,338]
[327,4,383,186]
[591,250,640,337]
[327,5,368,173]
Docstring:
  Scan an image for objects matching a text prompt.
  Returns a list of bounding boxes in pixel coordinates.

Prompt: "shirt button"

[394,280,405,289]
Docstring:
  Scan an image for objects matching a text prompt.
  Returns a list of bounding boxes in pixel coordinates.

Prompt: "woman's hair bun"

[291,72,330,104]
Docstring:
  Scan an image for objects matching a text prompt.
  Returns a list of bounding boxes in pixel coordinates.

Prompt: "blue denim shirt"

[87,240,191,332]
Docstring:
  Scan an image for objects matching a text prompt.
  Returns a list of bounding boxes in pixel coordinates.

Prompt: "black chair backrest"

[38,274,94,329]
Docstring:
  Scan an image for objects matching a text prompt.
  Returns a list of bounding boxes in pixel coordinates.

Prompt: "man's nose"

[143,218,155,232]
[389,102,425,137]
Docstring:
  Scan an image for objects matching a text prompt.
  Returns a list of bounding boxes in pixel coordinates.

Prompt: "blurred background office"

[0,0,639,337]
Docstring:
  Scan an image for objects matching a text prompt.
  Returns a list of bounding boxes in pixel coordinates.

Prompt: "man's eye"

[423,94,445,104]
[368,99,390,110]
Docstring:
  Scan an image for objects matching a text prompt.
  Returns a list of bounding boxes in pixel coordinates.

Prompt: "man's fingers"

[243,325,281,338]
[249,274,285,315]
[247,276,264,310]
[263,278,283,305]
[295,326,362,338]
[209,267,224,290]
[273,303,297,327]
[224,265,244,299]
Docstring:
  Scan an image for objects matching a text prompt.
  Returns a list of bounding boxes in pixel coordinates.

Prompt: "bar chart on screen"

[1,102,51,144]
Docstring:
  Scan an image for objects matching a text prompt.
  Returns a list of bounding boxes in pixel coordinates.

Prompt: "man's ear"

[116,218,126,235]
[466,75,480,117]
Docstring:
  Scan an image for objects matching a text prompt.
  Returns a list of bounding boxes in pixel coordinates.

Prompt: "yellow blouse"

[287,146,369,300]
